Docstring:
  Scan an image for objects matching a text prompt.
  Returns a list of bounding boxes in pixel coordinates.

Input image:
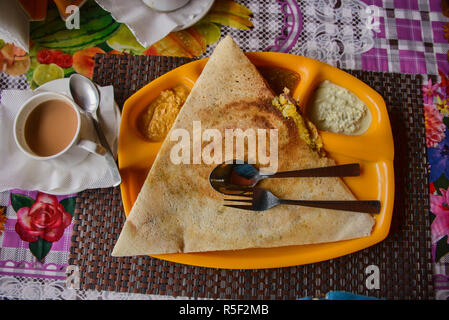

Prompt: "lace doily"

[0,276,192,300]
[226,0,380,68]
[292,0,380,67]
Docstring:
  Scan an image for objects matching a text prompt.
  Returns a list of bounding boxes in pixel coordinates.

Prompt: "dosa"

[112,36,375,256]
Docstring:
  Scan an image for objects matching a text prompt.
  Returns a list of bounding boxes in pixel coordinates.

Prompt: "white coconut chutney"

[307,80,371,135]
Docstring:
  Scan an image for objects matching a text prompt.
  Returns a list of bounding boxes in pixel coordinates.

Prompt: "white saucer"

[151,0,215,31]
[32,78,121,195]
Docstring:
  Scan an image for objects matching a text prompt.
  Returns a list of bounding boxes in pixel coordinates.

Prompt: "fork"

[223,187,381,214]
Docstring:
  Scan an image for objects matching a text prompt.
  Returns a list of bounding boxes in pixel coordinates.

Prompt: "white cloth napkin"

[0,0,29,52]
[95,0,210,47]
[0,85,121,195]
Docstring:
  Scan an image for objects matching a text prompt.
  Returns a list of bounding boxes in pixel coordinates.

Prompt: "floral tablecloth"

[0,0,448,300]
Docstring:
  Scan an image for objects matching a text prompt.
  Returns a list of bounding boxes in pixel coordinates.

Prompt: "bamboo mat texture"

[68,54,433,299]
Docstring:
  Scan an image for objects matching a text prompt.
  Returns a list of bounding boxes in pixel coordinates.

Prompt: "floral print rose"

[11,192,75,261]
[424,103,446,148]
[426,70,449,263]
[15,193,72,242]
[430,189,449,242]
[0,207,6,236]
[423,78,442,105]
[430,188,449,261]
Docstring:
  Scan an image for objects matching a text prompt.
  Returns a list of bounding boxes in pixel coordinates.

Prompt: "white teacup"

[142,0,190,12]
[14,92,105,166]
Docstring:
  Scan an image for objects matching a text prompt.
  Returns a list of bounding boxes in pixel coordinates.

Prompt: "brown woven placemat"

[68,54,433,299]
[90,54,193,108]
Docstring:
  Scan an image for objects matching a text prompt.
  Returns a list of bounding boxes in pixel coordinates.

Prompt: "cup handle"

[77,139,107,156]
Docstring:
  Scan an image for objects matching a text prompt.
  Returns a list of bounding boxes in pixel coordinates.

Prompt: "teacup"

[14,91,105,166]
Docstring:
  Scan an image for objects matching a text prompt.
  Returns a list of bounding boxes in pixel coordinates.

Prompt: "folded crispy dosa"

[112,36,375,256]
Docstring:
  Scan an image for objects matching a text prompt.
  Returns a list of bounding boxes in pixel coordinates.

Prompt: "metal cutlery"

[224,187,381,214]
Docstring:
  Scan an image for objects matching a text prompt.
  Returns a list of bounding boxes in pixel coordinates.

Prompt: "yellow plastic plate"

[118,52,395,269]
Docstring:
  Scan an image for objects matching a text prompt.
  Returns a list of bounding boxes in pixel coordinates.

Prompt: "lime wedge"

[195,22,221,45]
[32,63,64,86]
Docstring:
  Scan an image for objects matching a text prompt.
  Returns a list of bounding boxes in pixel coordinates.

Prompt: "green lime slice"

[32,63,64,86]
[30,80,39,90]
[106,24,145,54]
[195,22,221,45]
